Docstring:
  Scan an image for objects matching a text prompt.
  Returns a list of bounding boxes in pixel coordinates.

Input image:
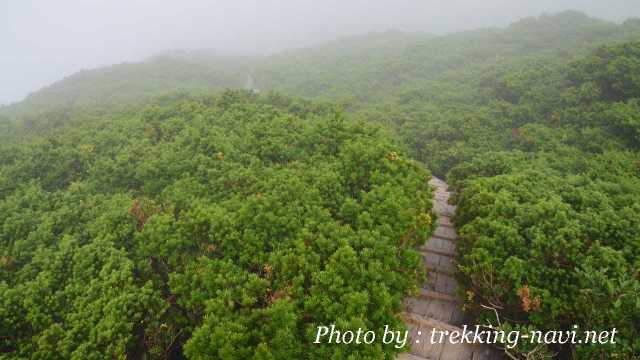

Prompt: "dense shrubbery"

[444,42,640,358]
[0,91,434,359]
[256,11,640,105]
[2,12,639,359]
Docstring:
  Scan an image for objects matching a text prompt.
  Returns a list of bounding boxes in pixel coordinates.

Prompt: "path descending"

[398,177,500,360]
[244,73,260,93]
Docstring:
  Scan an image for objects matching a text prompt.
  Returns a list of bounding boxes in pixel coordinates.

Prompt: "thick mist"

[1,0,639,106]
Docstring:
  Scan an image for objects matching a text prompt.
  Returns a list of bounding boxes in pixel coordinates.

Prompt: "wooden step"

[435,210,456,218]
[437,215,454,228]
[399,176,501,360]
[423,252,457,276]
[438,222,455,230]
[426,266,456,278]
[417,289,458,303]
[471,346,500,360]
[433,226,458,241]
[420,245,456,259]
[424,270,458,295]
[429,235,457,245]
[404,314,451,359]
[405,296,457,324]
[434,201,456,215]
[406,290,466,326]
[421,237,457,258]
[405,313,474,359]
[405,313,500,360]
[435,209,456,218]
[404,312,464,336]
[439,342,475,360]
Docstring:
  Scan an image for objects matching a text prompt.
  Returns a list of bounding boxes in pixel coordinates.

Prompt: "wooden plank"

[400,177,500,360]
[424,270,457,295]
[420,245,456,258]
[423,251,457,275]
[427,266,456,278]
[425,237,457,256]
[434,202,456,217]
[404,312,463,334]
[434,226,458,240]
[407,323,446,359]
[417,288,458,303]
[442,273,458,295]
[406,297,432,317]
[426,263,456,277]
[408,325,426,355]
[440,341,474,360]
[421,238,457,258]
[429,271,457,295]
[472,346,501,360]
[437,215,454,227]
[450,305,467,326]
[428,297,456,324]
[437,254,457,275]
[423,251,440,268]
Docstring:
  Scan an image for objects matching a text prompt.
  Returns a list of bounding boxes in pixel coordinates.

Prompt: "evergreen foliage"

[0,92,433,359]
[1,11,639,359]
[444,41,640,358]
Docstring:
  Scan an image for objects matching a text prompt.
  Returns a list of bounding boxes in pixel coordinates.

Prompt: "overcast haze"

[1,0,639,106]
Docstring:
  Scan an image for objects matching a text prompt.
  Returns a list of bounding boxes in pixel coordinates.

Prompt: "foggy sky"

[2,0,639,106]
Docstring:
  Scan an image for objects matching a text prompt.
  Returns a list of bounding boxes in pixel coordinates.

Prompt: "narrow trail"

[398,177,499,360]
[244,73,260,93]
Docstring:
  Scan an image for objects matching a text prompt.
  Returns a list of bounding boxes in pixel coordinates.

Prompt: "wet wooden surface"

[398,177,501,360]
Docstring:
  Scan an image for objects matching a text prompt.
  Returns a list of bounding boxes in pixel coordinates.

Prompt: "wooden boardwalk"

[398,177,501,360]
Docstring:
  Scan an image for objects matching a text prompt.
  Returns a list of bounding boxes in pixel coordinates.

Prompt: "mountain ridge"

[3,11,639,123]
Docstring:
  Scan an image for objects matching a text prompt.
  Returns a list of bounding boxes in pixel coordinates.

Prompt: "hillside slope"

[3,11,639,124]
[1,10,639,359]
[257,11,640,104]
